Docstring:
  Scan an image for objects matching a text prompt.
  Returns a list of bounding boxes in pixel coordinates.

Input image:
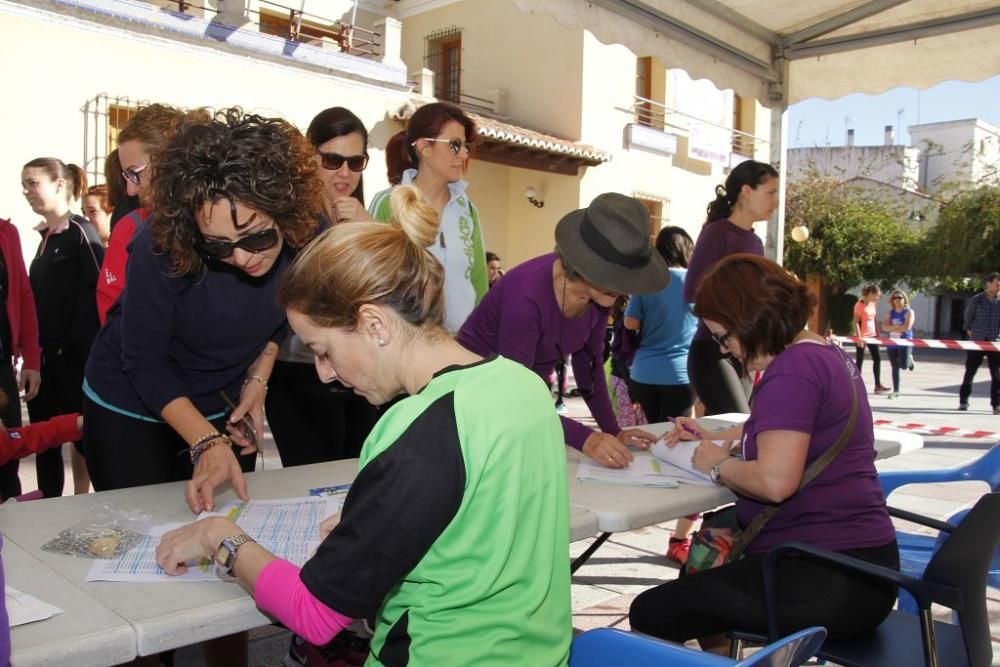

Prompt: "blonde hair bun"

[389,185,440,249]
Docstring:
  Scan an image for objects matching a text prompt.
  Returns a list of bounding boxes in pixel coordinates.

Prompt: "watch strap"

[217,533,255,573]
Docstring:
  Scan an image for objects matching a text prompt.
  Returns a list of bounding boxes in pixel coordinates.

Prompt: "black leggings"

[0,359,23,499]
[264,360,379,467]
[855,344,883,386]
[687,339,749,415]
[629,380,694,423]
[83,396,256,491]
[630,540,898,642]
[27,347,87,497]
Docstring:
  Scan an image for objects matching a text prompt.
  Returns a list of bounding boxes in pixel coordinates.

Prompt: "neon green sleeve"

[468,203,488,304]
[368,188,393,223]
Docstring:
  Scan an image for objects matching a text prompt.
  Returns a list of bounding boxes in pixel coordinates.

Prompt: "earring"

[378,339,387,347]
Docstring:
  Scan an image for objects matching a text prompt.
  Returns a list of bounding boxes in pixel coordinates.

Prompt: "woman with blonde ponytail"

[156,183,572,666]
[685,159,779,416]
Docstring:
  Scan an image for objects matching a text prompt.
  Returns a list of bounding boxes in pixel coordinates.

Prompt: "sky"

[788,74,1000,149]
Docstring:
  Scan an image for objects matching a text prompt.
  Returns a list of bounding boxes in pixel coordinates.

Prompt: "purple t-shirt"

[457,253,618,449]
[684,220,764,341]
[737,342,895,554]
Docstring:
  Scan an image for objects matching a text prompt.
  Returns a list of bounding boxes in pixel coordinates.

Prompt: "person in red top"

[0,218,42,499]
[97,104,206,323]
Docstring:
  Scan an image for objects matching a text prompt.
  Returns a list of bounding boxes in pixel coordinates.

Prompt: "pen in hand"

[667,416,702,438]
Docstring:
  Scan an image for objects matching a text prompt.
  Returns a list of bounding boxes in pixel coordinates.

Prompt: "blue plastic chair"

[569,626,826,667]
[880,442,1000,611]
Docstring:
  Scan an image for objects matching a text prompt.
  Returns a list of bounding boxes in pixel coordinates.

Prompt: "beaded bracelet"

[242,374,268,391]
[189,435,232,467]
[189,431,223,450]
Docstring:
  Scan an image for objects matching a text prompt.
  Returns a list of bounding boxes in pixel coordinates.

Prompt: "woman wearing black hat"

[458,193,667,467]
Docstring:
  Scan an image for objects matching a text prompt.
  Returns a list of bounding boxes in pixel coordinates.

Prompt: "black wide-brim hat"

[555,192,669,294]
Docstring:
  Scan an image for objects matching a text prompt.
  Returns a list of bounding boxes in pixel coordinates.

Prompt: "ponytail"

[705,159,779,224]
[385,131,414,186]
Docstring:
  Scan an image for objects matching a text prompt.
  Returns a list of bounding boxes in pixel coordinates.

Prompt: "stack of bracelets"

[185,432,232,466]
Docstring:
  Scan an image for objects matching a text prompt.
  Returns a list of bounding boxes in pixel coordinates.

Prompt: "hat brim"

[555,209,669,294]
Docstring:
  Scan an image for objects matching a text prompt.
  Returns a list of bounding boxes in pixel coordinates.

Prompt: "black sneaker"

[959,403,969,411]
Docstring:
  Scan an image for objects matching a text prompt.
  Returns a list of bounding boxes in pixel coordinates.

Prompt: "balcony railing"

[160,0,381,58]
[627,95,765,159]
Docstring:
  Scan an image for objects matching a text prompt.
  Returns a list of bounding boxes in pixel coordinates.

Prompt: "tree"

[783,174,922,333]
[920,185,1000,287]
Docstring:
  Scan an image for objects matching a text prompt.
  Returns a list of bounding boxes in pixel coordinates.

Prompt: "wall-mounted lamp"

[525,187,544,208]
[790,223,810,243]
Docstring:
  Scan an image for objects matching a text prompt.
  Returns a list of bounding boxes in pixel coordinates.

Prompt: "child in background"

[0,388,82,501]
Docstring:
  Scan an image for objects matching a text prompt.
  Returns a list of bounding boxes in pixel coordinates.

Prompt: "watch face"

[215,543,233,570]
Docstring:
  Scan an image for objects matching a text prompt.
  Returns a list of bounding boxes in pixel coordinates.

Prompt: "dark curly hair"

[149,108,321,276]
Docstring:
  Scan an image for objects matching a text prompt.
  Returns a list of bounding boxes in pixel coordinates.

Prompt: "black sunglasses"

[318,151,369,172]
[711,330,732,348]
[196,227,279,260]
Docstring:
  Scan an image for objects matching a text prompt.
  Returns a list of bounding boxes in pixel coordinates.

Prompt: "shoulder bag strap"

[730,345,859,557]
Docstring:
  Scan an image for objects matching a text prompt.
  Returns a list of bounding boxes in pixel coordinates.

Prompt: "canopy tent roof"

[512,0,1000,106]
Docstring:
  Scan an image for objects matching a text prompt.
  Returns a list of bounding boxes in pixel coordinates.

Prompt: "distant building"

[909,118,1000,193]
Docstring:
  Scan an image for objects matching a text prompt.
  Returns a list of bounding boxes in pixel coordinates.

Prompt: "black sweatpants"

[629,380,695,423]
[630,540,898,642]
[27,346,87,497]
[687,339,749,415]
[0,359,23,498]
[265,360,379,467]
[83,396,256,492]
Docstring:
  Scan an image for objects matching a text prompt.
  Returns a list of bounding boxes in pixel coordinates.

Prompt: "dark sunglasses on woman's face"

[318,151,369,172]
[196,227,279,260]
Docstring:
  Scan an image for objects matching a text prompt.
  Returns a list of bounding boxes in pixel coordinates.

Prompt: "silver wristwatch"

[214,533,255,574]
[709,459,727,486]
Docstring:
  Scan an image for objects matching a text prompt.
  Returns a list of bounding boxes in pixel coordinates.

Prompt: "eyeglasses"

[419,138,471,156]
[196,227,280,260]
[121,163,149,186]
[711,330,732,349]
[891,295,904,300]
[318,151,369,172]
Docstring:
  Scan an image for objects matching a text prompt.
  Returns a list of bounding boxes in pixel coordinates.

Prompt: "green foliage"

[783,176,922,294]
[921,185,1000,287]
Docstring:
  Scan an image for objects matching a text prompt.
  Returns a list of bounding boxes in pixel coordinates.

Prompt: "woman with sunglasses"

[96,103,200,324]
[458,193,666,468]
[266,107,379,469]
[881,290,915,399]
[21,157,103,497]
[369,102,488,333]
[83,109,320,513]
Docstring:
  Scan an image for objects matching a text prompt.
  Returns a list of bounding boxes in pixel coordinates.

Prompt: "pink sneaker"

[666,537,691,564]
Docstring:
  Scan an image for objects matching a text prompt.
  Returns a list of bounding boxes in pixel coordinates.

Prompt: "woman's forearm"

[161,397,219,445]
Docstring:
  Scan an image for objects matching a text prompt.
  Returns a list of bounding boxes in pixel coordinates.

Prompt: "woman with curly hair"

[83,108,321,512]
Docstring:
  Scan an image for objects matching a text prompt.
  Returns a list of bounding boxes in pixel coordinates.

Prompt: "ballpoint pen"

[667,416,702,438]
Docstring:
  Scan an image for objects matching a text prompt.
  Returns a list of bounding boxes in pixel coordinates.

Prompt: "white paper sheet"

[650,439,725,485]
[5,586,63,627]
[576,453,680,488]
[86,496,343,583]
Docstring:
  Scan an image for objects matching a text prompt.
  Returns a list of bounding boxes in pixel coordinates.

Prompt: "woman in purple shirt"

[458,193,667,468]
[685,160,778,415]
[630,254,897,652]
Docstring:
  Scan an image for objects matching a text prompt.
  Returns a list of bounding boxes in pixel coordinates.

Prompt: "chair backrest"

[880,443,1000,499]
[964,443,1000,490]
[568,627,825,667]
[736,626,827,667]
[923,491,1000,667]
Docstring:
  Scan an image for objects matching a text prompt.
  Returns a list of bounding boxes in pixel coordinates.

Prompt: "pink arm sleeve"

[254,559,353,646]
